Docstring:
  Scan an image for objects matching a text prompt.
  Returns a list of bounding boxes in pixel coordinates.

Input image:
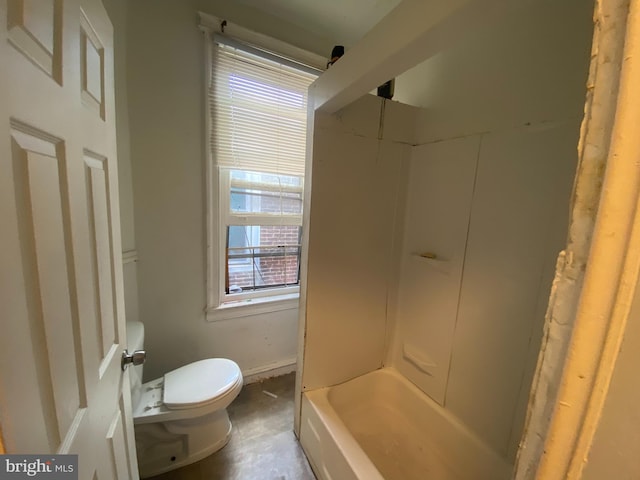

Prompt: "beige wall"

[103,0,133,251]
[395,0,593,142]
[122,0,330,380]
[103,0,139,326]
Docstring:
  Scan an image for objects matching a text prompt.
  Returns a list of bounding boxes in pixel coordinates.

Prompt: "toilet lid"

[163,358,241,409]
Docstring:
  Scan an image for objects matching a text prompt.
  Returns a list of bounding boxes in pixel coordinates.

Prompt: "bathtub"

[300,368,512,480]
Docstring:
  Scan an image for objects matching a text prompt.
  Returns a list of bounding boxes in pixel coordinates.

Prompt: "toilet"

[126,321,243,478]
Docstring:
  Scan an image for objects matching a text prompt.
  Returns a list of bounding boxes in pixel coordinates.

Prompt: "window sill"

[206,293,300,322]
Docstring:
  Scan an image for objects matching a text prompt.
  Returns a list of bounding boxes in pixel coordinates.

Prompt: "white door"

[0,1,139,478]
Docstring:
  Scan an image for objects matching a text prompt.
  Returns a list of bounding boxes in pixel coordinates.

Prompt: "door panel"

[7,0,63,83]
[80,8,105,119]
[85,151,117,364]
[10,121,83,453]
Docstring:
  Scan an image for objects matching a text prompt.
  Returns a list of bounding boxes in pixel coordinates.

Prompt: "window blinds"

[210,41,317,177]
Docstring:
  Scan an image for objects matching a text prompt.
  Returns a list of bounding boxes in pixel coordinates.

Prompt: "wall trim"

[206,295,298,322]
[242,357,297,385]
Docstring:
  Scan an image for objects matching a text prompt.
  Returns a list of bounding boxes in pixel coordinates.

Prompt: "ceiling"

[233,0,402,48]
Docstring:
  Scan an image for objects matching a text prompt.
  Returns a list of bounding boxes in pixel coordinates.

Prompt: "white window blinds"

[210,41,317,177]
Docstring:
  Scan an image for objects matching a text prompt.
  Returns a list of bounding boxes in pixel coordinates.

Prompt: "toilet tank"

[126,321,145,409]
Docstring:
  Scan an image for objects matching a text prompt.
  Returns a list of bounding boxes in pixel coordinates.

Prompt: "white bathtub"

[300,368,512,480]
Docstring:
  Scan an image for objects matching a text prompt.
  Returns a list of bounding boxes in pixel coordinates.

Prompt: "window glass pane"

[227,225,259,270]
[226,225,301,293]
[229,169,303,216]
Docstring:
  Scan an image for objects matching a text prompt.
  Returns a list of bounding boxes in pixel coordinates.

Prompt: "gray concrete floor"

[149,372,316,480]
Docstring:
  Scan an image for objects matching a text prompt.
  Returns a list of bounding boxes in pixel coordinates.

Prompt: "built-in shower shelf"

[403,343,437,377]
[410,252,450,275]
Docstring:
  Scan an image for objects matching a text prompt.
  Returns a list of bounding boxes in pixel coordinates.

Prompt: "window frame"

[198,13,324,320]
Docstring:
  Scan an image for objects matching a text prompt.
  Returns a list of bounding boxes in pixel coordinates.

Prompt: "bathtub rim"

[302,366,513,480]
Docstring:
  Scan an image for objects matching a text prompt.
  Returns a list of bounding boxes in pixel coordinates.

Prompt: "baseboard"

[242,357,297,384]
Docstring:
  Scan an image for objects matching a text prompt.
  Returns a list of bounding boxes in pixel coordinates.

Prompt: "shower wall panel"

[392,135,480,404]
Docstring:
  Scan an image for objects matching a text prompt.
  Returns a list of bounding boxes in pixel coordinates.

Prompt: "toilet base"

[135,407,232,478]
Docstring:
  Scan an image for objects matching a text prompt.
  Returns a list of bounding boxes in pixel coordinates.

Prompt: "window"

[208,36,317,308]
[221,169,303,295]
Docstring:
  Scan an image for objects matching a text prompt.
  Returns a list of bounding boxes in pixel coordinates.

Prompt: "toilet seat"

[164,358,242,409]
[132,359,243,426]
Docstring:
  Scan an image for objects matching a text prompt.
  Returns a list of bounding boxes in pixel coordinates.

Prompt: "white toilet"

[126,321,243,478]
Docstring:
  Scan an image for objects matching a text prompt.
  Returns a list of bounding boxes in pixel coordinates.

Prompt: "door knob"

[121,349,146,371]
